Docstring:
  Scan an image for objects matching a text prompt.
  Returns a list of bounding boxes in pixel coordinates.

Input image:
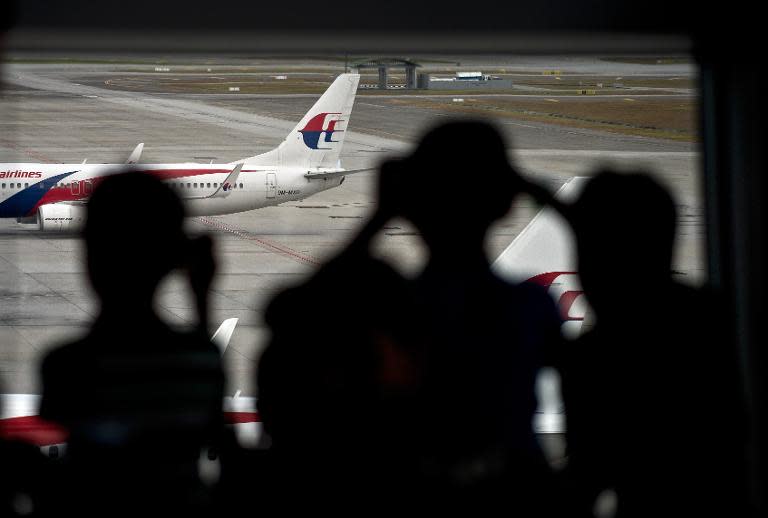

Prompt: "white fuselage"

[0,163,344,220]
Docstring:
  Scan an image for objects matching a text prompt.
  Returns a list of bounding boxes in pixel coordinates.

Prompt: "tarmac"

[0,57,703,398]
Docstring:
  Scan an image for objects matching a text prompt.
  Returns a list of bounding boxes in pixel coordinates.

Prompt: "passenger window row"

[1,181,246,190]
[168,182,244,189]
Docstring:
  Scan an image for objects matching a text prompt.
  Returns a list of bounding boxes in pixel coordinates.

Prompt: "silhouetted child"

[39,172,225,515]
[559,171,745,517]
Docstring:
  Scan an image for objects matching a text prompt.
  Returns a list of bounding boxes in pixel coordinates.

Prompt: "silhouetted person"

[38,172,225,516]
[257,121,563,514]
[392,122,563,514]
[255,160,421,513]
[559,171,745,517]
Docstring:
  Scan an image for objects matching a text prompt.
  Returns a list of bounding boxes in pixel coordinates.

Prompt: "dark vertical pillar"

[378,66,387,89]
[700,51,768,517]
[406,65,416,88]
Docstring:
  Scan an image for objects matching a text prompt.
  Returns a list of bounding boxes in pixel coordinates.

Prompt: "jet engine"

[37,204,86,232]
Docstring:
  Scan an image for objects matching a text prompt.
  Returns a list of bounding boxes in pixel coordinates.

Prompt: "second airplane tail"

[238,73,360,169]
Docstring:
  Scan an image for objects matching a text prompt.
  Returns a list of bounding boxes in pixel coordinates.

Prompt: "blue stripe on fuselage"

[0,171,79,218]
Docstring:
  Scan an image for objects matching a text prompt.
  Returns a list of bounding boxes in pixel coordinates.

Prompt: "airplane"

[0,177,588,453]
[0,73,363,231]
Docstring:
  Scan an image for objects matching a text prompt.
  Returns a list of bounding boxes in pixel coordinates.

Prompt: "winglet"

[126,143,144,164]
[209,164,243,198]
[211,318,238,355]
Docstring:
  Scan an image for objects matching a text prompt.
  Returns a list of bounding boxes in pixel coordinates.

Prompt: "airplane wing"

[491,175,590,434]
[125,143,144,164]
[304,167,375,180]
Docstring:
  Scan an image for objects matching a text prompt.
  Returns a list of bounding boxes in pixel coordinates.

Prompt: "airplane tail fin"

[238,74,360,169]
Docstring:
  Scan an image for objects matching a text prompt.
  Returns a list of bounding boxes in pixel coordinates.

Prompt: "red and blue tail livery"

[299,112,344,150]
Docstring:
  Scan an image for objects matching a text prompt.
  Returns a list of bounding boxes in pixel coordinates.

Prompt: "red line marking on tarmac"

[0,139,57,163]
[197,216,320,266]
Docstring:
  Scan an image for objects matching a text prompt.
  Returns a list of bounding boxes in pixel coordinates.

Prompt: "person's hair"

[85,172,187,300]
[400,120,522,237]
[573,170,677,274]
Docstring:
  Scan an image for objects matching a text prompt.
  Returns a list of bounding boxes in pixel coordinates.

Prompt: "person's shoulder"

[146,329,224,384]
[488,275,563,330]
[164,328,221,356]
[264,282,307,329]
[322,255,406,294]
[498,275,559,310]
[560,328,609,370]
[570,327,598,349]
[41,336,93,372]
[664,281,721,320]
[512,277,554,299]
[266,256,407,327]
[669,281,703,300]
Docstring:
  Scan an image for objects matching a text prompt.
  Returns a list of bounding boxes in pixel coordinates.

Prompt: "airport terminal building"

[417,71,514,89]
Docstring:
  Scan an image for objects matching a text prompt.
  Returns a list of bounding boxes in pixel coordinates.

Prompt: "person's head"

[393,120,523,254]
[570,170,677,315]
[85,172,187,309]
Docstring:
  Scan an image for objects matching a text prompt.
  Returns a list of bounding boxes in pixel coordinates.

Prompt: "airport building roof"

[351,58,421,68]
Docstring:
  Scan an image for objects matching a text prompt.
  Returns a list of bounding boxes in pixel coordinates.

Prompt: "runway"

[0,56,703,397]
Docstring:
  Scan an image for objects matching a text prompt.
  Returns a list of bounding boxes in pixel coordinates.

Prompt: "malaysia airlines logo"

[527,271,589,338]
[527,271,586,322]
[299,112,344,150]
